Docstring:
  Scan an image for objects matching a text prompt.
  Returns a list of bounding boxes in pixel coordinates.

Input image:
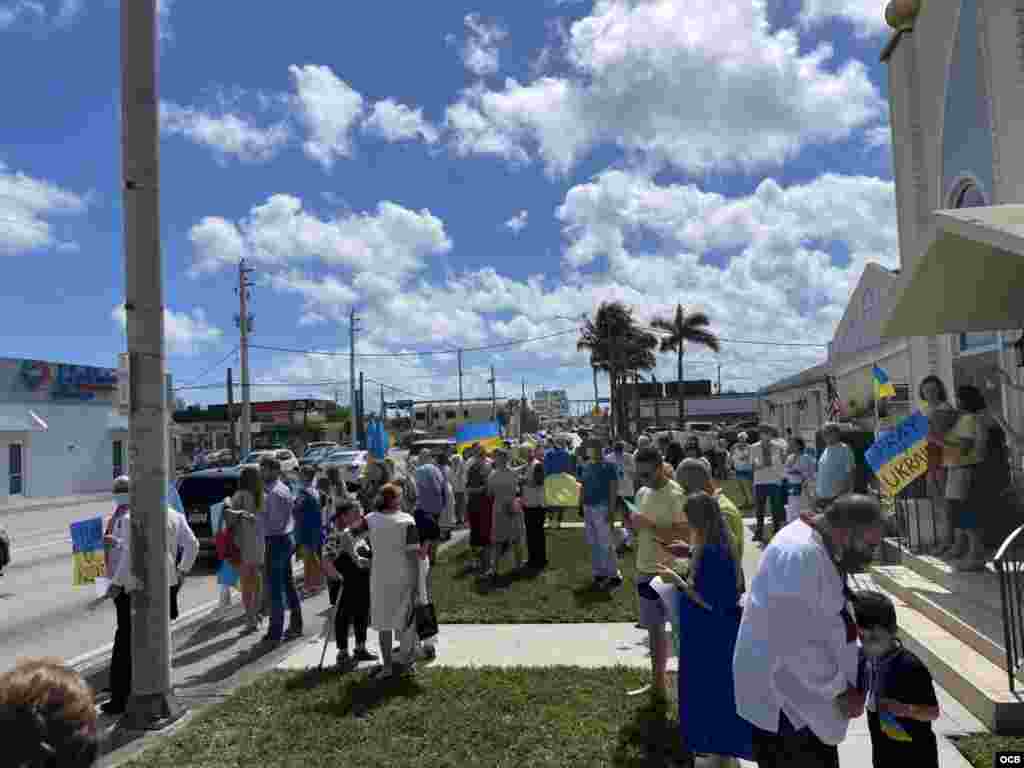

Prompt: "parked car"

[241,450,273,467]
[319,448,369,490]
[177,468,242,560]
[299,446,333,469]
[409,438,455,459]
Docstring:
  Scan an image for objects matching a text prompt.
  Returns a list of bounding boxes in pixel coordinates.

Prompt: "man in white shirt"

[611,441,636,553]
[103,476,199,715]
[734,494,884,767]
[751,425,787,542]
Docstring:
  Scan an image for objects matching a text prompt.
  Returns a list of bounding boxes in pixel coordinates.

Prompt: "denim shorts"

[636,575,667,629]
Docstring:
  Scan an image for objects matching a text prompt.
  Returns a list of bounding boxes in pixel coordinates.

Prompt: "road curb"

[0,493,115,517]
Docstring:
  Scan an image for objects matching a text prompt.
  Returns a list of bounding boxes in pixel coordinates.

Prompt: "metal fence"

[994,524,1024,692]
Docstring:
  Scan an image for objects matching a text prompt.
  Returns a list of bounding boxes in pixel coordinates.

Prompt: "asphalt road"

[0,499,222,673]
[0,452,412,674]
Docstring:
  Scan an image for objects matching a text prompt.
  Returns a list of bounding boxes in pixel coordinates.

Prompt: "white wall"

[20,403,115,497]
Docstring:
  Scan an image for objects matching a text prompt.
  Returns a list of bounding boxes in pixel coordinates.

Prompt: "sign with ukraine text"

[864,411,929,496]
[455,421,502,455]
[70,517,105,586]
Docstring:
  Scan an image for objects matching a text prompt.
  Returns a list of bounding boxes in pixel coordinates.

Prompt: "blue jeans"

[583,503,620,580]
[266,534,302,640]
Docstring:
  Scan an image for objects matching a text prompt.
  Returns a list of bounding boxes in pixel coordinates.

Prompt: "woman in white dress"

[348,482,425,679]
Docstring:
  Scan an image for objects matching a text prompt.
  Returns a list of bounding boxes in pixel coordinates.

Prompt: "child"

[322,500,376,668]
[855,590,940,768]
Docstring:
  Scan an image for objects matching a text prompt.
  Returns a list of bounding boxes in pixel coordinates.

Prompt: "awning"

[0,406,49,432]
[883,205,1024,338]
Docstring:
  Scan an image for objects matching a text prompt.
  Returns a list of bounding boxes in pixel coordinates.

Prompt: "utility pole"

[236,259,254,457]
[379,382,385,420]
[227,368,236,460]
[488,366,496,421]
[457,349,464,410]
[717,362,722,395]
[121,0,177,729]
[349,309,360,445]
[520,378,526,441]
[357,371,365,448]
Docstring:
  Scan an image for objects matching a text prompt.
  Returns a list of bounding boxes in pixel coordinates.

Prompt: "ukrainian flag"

[879,711,913,742]
[873,365,896,400]
[70,517,106,586]
[455,421,503,455]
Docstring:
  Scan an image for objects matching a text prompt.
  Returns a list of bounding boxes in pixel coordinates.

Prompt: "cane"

[318,581,345,670]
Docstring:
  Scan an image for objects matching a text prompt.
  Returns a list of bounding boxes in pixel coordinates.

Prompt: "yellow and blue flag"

[872,365,896,400]
[455,420,503,455]
[879,711,913,742]
[865,411,929,496]
[70,517,105,586]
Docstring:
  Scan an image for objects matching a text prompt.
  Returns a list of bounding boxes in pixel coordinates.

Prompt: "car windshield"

[276,451,292,460]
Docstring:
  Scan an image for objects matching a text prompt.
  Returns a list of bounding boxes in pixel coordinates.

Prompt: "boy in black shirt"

[855,590,940,768]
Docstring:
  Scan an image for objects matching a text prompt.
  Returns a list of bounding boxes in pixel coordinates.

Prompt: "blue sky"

[1,0,899,413]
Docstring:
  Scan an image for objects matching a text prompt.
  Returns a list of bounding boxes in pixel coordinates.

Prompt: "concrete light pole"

[120,0,178,729]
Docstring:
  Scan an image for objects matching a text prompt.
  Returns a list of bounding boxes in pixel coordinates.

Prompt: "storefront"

[0,357,121,501]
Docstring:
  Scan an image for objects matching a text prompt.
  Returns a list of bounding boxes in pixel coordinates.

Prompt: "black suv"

[177,467,244,560]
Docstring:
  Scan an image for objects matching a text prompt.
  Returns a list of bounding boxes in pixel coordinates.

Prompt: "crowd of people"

[2,419,958,768]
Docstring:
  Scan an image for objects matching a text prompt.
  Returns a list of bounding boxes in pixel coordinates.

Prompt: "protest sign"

[865,411,930,496]
[70,517,105,585]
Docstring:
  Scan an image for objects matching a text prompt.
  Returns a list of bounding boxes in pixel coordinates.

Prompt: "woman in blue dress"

[658,491,753,766]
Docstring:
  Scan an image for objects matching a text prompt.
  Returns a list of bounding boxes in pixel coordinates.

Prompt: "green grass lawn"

[121,668,692,768]
[431,528,640,624]
[953,733,1024,767]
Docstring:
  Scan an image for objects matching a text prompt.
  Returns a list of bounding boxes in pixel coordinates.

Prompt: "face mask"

[114,493,131,508]
[859,628,895,658]
[840,539,876,573]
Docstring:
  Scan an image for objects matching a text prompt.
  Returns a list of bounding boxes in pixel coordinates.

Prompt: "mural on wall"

[941,0,995,205]
[0,358,118,404]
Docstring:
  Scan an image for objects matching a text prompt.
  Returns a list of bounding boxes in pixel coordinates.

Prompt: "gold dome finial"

[885,0,921,31]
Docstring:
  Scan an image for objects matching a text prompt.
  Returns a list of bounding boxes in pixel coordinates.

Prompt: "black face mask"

[839,540,876,573]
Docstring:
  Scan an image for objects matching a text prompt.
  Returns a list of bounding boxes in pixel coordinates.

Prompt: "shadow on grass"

[284,667,338,692]
[314,671,426,719]
[572,583,614,607]
[612,698,694,768]
[471,567,543,595]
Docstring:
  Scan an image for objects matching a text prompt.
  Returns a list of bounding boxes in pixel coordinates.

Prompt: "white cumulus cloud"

[363,99,439,144]
[289,64,365,170]
[448,13,508,77]
[0,162,87,256]
[445,0,885,176]
[505,210,528,234]
[160,101,290,163]
[798,0,890,38]
[188,195,452,279]
[112,305,223,357]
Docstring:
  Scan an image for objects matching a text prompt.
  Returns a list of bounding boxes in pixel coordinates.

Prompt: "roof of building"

[759,362,832,395]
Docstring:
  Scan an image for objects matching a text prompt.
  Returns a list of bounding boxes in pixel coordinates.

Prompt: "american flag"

[826,375,843,421]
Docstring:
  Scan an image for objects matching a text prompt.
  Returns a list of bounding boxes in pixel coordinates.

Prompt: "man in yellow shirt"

[629,445,688,702]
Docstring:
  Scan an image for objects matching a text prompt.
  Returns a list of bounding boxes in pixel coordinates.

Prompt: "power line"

[248,328,579,360]
[180,345,239,388]
[636,324,828,347]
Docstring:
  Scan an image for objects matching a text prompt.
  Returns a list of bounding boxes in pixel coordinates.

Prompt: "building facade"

[879,0,1024,478]
[0,357,122,501]
[532,389,570,420]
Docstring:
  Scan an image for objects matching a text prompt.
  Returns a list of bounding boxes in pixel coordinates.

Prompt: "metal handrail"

[993,523,1024,692]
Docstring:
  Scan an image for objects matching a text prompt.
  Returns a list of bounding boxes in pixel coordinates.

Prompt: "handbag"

[215,525,241,566]
[414,557,438,640]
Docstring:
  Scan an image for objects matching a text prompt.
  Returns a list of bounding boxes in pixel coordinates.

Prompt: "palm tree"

[650,304,720,428]
[577,301,648,438]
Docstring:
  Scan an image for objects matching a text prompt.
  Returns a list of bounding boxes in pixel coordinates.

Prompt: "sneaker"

[336,650,351,668]
[260,634,282,648]
[605,575,624,589]
[353,647,377,662]
[591,577,607,590]
[283,625,303,641]
[420,644,437,661]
